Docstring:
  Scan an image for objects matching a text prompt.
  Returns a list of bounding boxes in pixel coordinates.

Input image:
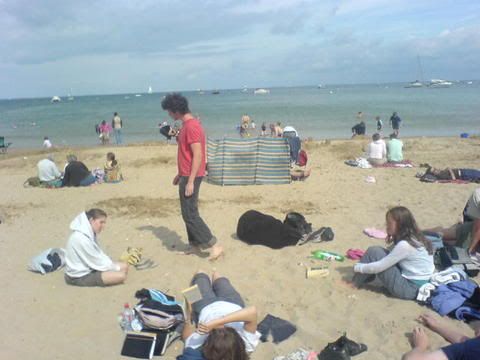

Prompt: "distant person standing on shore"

[43,136,53,149]
[390,112,402,136]
[376,116,383,132]
[161,93,223,261]
[99,120,112,145]
[261,122,267,136]
[112,112,123,145]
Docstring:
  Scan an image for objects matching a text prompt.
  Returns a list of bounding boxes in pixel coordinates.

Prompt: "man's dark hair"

[161,93,190,115]
[372,133,381,141]
[85,208,107,220]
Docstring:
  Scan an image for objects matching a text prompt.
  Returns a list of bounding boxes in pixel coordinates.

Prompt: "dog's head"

[284,212,312,235]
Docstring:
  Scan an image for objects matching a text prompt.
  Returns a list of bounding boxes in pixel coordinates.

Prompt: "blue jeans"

[79,174,96,186]
[114,129,122,144]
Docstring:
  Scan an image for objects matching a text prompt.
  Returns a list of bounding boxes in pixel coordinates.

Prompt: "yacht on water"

[405,80,424,88]
[254,88,270,94]
[51,96,61,103]
[147,86,153,94]
[428,79,453,88]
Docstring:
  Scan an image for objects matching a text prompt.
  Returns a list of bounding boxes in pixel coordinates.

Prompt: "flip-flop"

[135,259,158,270]
[346,249,365,260]
[363,228,387,239]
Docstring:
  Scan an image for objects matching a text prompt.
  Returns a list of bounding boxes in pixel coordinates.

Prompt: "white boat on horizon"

[51,96,61,103]
[147,86,153,94]
[428,79,453,88]
[405,80,424,88]
[254,88,270,94]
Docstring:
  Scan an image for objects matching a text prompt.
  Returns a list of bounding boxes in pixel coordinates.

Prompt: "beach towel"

[207,137,291,186]
[363,228,387,239]
[373,160,414,168]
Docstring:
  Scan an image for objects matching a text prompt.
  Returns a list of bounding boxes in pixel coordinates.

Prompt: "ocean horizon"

[1,81,479,149]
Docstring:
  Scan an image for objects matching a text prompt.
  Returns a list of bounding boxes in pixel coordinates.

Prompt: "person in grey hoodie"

[64,208,128,287]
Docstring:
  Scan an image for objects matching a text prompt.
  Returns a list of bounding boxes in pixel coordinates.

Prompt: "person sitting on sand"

[402,312,480,360]
[37,154,62,188]
[64,208,128,287]
[104,152,123,183]
[351,121,366,137]
[352,206,435,300]
[425,188,480,255]
[62,154,97,187]
[366,133,387,166]
[178,270,260,358]
[387,133,404,163]
[290,168,311,181]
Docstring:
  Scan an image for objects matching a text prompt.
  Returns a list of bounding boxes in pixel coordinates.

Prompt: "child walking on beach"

[352,206,434,300]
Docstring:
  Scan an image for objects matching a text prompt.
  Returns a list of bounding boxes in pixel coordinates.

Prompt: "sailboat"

[67,88,74,101]
[147,86,153,94]
[405,56,425,88]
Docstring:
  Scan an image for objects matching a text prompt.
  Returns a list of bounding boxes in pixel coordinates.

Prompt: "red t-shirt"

[177,118,206,177]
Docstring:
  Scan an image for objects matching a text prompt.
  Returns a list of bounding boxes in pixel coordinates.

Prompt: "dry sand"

[1,137,479,359]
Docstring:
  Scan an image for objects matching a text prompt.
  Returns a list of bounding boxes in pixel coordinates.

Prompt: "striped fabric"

[207,137,291,186]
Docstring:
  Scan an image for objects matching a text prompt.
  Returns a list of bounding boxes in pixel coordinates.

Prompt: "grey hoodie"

[65,212,116,278]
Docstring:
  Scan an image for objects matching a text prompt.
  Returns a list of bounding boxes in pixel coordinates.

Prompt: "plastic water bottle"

[311,250,345,262]
[120,303,134,331]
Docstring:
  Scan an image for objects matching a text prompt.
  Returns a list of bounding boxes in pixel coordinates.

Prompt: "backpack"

[133,289,184,356]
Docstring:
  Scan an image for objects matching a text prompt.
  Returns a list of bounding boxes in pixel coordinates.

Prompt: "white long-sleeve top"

[65,212,118,278]
[37,159,61,182]
[354,240,435,280]
[367,139,387,160]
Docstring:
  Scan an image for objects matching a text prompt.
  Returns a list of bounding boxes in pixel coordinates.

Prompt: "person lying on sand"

[402,312,480,360]
[421,167,480,183]
[178,270,260,359]
[424,188,480,255]
[351,206,435,300]
[64,208,128,287]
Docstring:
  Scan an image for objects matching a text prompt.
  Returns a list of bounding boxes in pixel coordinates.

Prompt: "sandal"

[135,259,158,270]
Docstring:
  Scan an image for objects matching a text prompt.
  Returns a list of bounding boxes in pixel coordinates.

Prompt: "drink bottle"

[311,250,345,262]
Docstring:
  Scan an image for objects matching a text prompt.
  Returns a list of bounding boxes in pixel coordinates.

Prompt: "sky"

[0,0,479,99]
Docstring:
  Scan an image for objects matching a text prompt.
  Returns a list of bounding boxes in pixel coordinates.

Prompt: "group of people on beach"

[352,111,402,138]
[95,112,123,145]
[36,151,123,188]
[54,93,480,359]
[365,132,404,165]
[237,115,289,139]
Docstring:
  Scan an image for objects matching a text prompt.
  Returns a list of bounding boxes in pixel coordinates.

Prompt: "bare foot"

[208,244,224,261]
[212,270,221,282]
[412,327,429,351]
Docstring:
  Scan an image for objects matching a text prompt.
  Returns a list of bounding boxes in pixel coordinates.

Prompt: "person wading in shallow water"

[161,93,223,261]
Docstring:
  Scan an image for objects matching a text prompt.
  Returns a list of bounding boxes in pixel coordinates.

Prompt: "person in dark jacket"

[351,121,366,137]
[62,154,96,187]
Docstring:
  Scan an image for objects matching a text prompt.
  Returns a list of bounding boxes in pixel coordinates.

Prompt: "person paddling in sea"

[161,93,223,261]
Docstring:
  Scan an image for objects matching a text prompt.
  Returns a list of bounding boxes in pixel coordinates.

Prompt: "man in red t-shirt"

[161,93,223,260]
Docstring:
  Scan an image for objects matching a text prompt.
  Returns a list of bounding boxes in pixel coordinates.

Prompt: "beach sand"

[1,137,479,359]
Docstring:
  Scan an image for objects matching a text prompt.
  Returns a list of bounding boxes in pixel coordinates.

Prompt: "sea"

[1,82,479,149]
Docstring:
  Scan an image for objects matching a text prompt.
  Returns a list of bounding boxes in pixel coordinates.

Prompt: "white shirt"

[354,240,435,280]
[185,301,260,352]
[37,159,61,182]
[367,139,386,160]
[43,139,52,148]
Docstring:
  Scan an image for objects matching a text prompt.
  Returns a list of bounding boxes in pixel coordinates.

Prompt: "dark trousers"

[352,246,419,300]
[191,273,245,320]
[179,176,216,249]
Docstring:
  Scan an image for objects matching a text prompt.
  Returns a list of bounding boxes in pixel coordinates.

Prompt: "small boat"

[50,96,61,103]
[211,90,220,95]
[317,84,323,88]
[147,86,153,94]
[405,80,423,88]
[197,89,205,95]
[135,94,142,97]
[428,79,452,88]
[254,88,270,94]
[467,81,473,85]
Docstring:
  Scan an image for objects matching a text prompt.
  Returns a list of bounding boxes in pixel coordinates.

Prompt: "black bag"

[435,246,480,277]
[236,210,304,249]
